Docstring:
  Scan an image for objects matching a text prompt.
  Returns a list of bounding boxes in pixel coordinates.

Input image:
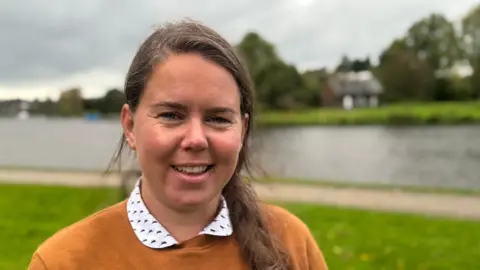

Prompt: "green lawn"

[1,184,479,270]
[276,201,480,270]
[0,184,121,270]
[257,101,480,126]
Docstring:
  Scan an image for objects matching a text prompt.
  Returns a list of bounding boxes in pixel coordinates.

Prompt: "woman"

[28,20,328,270]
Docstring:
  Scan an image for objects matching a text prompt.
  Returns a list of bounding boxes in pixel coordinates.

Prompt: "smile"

[171,165,214,174]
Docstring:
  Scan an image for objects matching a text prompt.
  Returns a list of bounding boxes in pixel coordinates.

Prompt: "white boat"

[16,110,29,120]
[16,101,30,120]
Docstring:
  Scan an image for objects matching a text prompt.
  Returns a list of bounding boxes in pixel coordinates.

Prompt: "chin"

[170,189,218,208]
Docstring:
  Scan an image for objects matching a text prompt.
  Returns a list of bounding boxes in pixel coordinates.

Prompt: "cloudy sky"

[0,0,478,100]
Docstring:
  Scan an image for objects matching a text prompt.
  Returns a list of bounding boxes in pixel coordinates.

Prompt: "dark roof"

[328,71,383,96]
[0,99,30,114]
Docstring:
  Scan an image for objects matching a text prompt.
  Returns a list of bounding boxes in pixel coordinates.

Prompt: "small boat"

[85,112,100,121]
[16,110,29,120]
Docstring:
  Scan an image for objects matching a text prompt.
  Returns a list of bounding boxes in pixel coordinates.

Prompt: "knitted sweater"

[27,200,328,270]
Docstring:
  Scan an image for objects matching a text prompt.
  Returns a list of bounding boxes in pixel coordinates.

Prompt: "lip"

[172,163,212,166]
[171,165,214,184]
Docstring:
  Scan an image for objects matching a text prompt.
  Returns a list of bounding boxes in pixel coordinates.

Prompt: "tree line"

[28,88,125,117]
[30,4,480,116]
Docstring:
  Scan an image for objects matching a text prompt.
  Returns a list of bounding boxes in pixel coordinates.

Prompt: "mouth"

[171,164,214,175]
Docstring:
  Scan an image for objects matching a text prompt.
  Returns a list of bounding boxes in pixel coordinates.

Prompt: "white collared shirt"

[126,180,233,249]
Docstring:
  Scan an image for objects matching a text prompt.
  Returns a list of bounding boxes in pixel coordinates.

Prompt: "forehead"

[143,53,240,108]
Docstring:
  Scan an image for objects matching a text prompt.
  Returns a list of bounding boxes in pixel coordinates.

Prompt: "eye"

[157,112,183,121]
[207,116,232,125]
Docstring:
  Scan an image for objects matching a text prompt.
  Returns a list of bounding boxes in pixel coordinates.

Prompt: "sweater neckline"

[126,178,233,249]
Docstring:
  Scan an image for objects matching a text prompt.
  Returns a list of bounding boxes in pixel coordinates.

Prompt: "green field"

[2,183,479,270]
[257,101,480,126]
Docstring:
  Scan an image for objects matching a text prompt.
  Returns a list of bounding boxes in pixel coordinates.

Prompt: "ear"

[120,104,136,150]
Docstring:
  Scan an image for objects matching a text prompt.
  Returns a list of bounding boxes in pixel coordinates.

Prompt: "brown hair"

[108,19,291,270]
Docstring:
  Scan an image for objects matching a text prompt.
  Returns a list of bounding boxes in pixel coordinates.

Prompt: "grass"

[257,101,480,126]
[1,183,479,270]
[276,201,480,270]
[0,184,121,270]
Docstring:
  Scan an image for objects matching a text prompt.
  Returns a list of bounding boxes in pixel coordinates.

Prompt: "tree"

[462,4,480,97]
[462,4,480,62]
[450,74,474,100]
[335,55,371,73]
[236,32,281,82]
[471,57,480,98]
[83,98,101,113]
[351,57,372,72]
[58,87,84,116]
[236,32,312,110]
[98,89,125,114]
[302,68,328,106]
[31,98,58,116]
[254,61,304,109]
[335,55,352,72]
[377,40,435,101]
[432,77,455,101]
[404,13,463,70]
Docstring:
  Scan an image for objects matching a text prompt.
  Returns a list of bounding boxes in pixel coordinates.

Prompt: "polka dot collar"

[126,180,233,249]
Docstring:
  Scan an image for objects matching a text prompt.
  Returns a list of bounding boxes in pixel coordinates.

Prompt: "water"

[252,126,480,189]
[1,118,479,189]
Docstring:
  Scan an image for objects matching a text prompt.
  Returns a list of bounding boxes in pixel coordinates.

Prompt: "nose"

[180,118,208,152]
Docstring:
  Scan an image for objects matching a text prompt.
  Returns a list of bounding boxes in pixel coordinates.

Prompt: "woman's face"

[121,53,247,210]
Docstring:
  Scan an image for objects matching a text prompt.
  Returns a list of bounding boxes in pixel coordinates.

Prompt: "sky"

[0,0,478,101]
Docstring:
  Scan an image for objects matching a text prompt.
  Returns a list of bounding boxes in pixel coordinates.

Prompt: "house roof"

[328,71,383,96]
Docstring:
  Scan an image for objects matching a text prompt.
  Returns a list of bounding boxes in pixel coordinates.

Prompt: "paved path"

[1,169,480,220]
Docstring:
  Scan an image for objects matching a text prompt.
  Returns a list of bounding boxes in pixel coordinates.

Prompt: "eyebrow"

[150,101,237,114]
[150,101,187,111]
[206,106,237,115]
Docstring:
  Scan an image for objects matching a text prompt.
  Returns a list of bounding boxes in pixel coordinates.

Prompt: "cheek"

[134,124,176,162]
[210,131,243,163]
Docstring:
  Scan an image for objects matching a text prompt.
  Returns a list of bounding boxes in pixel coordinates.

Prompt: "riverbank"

[1,168,480,220]
[2,183,479,270]
[267,177,480,196]
[257,101,480,126]
[3,166,479,196]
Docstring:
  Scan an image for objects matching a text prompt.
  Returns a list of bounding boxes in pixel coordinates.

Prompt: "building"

[322,71,383,110]
[0,99,31,119]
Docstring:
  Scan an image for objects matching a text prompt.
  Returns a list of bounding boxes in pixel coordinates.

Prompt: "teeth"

[174,166,208,174]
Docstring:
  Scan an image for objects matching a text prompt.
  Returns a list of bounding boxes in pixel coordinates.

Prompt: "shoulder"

[261,203,312,238]
[30,200,129,268]
[261,203,329,269]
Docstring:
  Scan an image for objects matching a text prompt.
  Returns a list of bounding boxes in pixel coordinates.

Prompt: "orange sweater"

[28,200,328,270]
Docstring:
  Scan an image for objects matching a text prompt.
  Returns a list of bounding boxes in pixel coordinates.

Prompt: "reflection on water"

[1,118,479,189]
[251,125,480,189]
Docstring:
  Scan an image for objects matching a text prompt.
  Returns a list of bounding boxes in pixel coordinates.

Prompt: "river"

[1,117,479,189]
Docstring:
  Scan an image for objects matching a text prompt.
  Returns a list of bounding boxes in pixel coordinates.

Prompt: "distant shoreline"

[3,101,479,127]
[257,101,480,126]
[0,100,480,127]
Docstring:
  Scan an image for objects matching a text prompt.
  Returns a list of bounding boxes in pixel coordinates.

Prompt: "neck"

[140,181,221,243]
